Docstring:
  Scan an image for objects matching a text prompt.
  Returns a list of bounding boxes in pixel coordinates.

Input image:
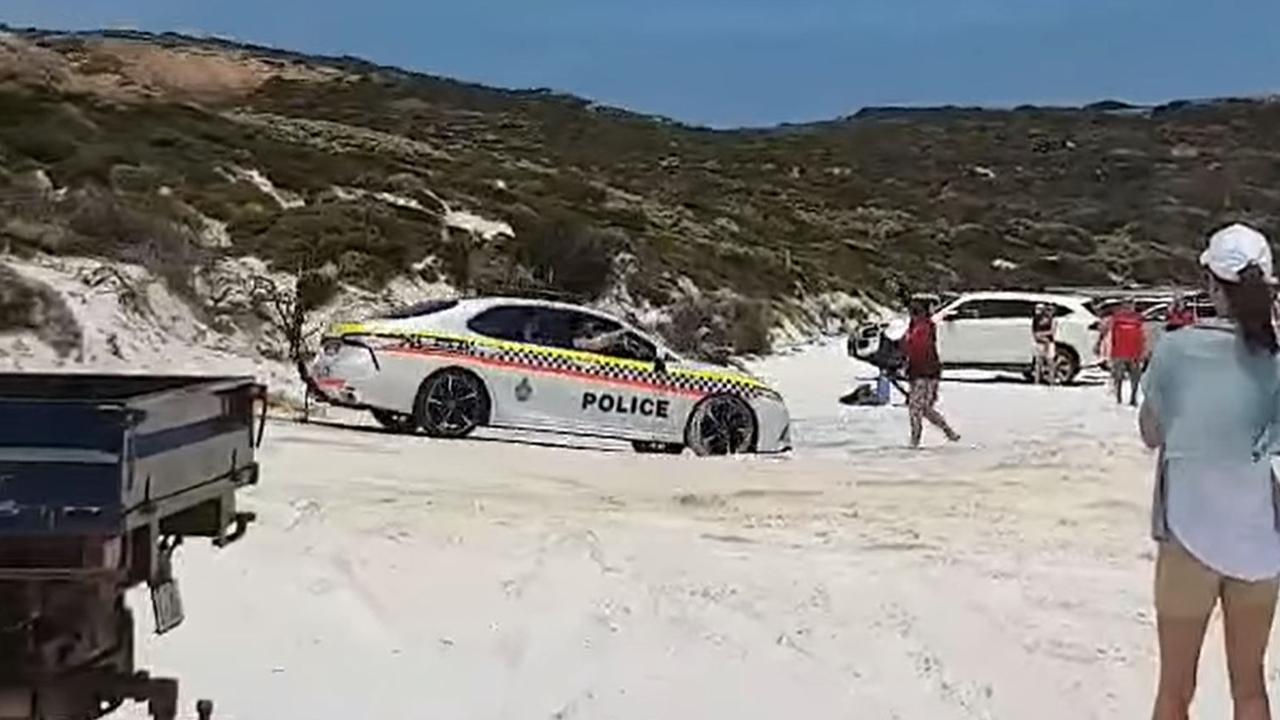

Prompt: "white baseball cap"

[1200,223,1275,283]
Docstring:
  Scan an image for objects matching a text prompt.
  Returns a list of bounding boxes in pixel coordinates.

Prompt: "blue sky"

[5,1,1280,128]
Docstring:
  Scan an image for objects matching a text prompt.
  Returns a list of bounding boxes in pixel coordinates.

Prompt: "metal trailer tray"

[0,374,263,556]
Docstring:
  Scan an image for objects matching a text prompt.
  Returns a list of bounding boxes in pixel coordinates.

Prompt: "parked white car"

[851,291,1102,383]
[309,297,792,455]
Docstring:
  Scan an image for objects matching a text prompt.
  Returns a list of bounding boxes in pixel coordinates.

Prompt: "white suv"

[852,291,1102,383]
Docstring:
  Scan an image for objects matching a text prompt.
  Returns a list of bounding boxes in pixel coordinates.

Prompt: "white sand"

[101,341,1270,719]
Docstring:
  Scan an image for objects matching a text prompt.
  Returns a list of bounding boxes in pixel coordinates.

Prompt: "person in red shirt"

[902,298,960,447]
[1094,297,1147,406]
[1164,293,1197,332]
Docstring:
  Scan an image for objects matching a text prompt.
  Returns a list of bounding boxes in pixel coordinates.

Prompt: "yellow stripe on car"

[324,322,766,389]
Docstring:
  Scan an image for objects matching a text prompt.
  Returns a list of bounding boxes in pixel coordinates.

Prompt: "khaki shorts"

[1155,541,1280,618]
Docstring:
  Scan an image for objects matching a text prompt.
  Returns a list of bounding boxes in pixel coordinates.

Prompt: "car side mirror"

[654,356,668,374]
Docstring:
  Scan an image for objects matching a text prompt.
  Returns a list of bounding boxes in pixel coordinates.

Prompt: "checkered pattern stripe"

[482,343,578,373]
[671,370,764,398]
[405,334,768,400]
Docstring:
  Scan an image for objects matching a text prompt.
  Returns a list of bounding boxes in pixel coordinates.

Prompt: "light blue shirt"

[1143,320,1280,579]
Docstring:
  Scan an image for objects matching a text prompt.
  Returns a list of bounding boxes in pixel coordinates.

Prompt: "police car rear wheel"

[686,395,757,456]
[415,368,490,438]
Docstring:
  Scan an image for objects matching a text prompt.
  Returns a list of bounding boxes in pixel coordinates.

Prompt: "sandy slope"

[111,343,1262,719]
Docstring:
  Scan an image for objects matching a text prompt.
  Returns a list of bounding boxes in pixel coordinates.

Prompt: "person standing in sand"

[1031,303,1058,385]
[1140,223,1280,720]
[1097,297,1147,406]
[902,298,960,448]
[1165,292,1197,332]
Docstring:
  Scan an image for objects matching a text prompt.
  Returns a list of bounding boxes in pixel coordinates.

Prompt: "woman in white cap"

[1141,223,1280,720]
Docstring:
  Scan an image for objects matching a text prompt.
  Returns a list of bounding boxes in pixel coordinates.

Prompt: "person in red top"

[903,298,960,447]
[1164,293,1197,332]
[1094,297,1147,406]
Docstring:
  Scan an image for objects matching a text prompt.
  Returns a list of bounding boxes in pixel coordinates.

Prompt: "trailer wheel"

[414,368,490,439]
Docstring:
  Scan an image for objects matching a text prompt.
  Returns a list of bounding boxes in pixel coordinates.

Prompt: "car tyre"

[685,394,758,457]
[371,409,417,433]
[1053,344,1080,385]
[632,440,685,455]
[414,368,491,439]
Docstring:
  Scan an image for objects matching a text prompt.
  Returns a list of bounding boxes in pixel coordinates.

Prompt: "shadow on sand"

[289,417,629,454]
[943,374,1108,388]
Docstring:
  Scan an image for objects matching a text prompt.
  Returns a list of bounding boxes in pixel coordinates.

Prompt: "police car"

[309,297,792,455]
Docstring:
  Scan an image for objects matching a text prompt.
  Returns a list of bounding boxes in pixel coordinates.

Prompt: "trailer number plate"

[151,579,185,634]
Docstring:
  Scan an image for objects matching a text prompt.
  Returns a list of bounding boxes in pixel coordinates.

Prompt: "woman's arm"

[1093,317,1110,356]
[1138,339,1168,450]
[1139,399,1162,449]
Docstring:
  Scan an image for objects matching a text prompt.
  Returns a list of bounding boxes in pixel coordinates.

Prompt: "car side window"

[1052,305,1072,318]
[950,300,1015,319]
[467,305,574,348]
[947,301,983,320]
[466,306,535,342]
[559,310,618,346]
[615,331,658,362]
[949,299,1052,319]
[992,300,1037,318]
[561,311,658,362]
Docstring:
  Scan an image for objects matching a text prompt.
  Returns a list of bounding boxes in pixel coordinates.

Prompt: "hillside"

[2,26,1279,372]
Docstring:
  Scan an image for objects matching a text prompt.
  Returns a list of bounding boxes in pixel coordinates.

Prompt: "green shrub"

[510,211,617,300]
[662,292,772,360]
[109,164,163,193]
[61,188,205,298]
[0,263,84,358]
[297,269,340,311]
[0,127,79,164]
[229,200,444,288]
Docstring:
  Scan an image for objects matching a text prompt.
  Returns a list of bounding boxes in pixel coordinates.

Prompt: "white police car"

[309,297,792,455]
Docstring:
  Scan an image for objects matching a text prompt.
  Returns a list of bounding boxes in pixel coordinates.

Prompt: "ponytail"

[1220,264,1278,355]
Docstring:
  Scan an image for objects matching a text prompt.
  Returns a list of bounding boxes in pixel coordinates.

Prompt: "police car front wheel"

[685,395,757,456]
[414,368,491,439]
